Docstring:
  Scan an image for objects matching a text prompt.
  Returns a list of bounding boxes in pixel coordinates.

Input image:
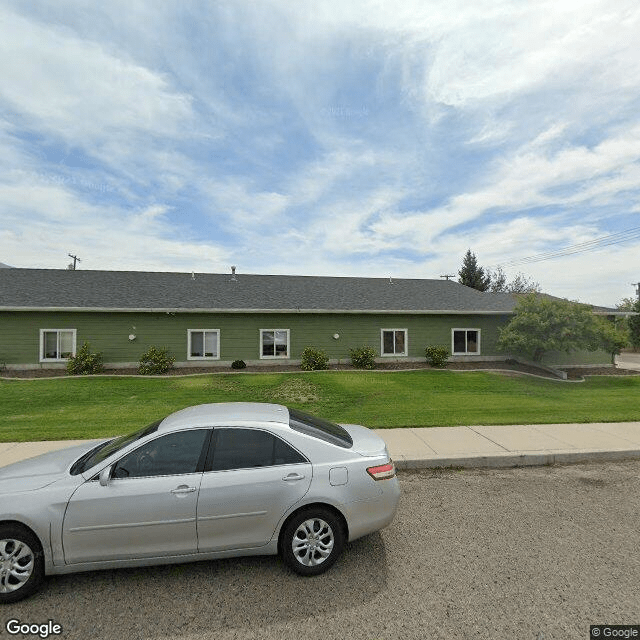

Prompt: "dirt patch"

[270,379,321,404]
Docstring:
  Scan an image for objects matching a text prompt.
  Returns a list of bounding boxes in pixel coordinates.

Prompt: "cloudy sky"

[1,0,639,306]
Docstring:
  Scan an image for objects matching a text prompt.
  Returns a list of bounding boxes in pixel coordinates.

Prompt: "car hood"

[339,424,390,457]
[0,441,104,493]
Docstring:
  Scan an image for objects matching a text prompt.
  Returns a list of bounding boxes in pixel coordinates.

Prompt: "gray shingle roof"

[0,268,519,313]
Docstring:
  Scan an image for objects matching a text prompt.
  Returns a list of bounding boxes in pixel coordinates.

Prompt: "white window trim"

[259,329,290,359]
[39,329,77,363]
[380,328,408,357]
[187,329,220,361]
[451,328,481,355]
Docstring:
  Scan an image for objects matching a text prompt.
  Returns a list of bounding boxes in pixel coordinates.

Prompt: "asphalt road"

[4,461,640,640]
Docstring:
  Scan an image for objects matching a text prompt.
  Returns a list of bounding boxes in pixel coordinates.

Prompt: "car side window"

[112,429,209,479]
[211,428,307,472]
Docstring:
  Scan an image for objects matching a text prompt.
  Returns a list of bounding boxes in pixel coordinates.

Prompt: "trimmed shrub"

[66,342,104,375]
[349,346,376,369]
[425,345,450,368]
[231,359,247,370]
[138,346,175,375]
[300,347,329,371]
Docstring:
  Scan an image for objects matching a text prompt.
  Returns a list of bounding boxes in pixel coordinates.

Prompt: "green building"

[0,267,615,370]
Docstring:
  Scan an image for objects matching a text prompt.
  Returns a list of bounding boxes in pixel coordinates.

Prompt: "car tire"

[0,524,45,604]
[280,508,344,576]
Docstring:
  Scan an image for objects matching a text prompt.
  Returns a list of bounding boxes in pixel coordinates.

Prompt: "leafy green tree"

[617,297,640,350]
[616,297,637,311]
[487,266,506,292]
[596,317,629,364]
[628,301,640,350]
[487,266,540,293]
[458,250,490,291]
[497,293,602,362]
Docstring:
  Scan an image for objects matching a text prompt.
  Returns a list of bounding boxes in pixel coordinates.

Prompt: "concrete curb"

[395,449,640,470]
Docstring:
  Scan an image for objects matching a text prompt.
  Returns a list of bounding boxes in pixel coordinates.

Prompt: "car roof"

[157,402,290,431]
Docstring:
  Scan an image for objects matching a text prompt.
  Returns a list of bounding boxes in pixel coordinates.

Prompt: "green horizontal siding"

[541,349,611,366]
[0,311,511,366]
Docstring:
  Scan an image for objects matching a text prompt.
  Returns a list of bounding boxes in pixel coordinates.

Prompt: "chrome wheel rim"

[0,539,34,593]
[291,518,334,567]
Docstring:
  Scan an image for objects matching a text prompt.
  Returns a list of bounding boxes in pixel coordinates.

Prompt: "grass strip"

[1,370,639,441]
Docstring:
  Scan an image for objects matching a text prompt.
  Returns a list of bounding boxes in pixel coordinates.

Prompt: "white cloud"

[0,6,194,156]
[2,0,640,308]
[0,172,229,272]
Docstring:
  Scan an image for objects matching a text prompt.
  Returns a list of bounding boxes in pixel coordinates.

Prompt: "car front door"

[196,428,312,552]
[62,429,210,564]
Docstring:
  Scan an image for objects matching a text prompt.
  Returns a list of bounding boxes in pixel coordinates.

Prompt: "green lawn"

[1,370,639,441]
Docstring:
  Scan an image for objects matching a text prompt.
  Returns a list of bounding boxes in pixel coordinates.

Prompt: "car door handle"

[171,485,197,494]
[282,473,305,481]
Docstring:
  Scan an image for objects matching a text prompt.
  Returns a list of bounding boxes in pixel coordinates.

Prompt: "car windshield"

[70,420,162,475]
[288,408,353,448]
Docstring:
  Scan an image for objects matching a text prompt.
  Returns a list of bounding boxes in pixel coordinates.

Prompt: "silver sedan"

[0,403,400,603]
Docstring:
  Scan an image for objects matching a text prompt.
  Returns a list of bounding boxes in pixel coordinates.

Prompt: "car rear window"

[288,408,353,449]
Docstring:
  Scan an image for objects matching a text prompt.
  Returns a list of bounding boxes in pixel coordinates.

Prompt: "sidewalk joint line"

[467,426,511,452]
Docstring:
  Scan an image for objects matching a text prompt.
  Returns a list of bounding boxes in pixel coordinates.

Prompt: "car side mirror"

[99,465,112,486]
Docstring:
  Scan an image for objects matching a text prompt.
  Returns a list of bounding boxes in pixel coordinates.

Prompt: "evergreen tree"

[458,249,490,291]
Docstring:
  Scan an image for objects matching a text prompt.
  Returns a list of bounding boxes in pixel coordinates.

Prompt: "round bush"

[66,342,104,375]
[300,347,329,371]
[425,345,450,368]
[349,346,376,369]
[231,359,247,369]
[138,346,175,375]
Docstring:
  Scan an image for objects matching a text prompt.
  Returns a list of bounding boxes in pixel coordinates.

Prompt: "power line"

[498,226,640,268]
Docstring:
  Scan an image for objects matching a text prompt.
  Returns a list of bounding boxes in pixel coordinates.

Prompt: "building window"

[381,329,407,356]
[40,329,76,362]
[260,329,290,359]
[452,329,480,355]
[188,330,220,360]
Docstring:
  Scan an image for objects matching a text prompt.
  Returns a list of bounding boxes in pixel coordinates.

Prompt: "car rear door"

[196,427,311,552]
[63,429,210,564]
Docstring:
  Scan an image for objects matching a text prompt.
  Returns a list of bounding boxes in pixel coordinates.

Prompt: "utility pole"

[633,282,640,302]
[67,254,81,270]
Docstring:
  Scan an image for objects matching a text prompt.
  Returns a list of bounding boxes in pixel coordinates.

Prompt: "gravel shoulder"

[5,461,639,640]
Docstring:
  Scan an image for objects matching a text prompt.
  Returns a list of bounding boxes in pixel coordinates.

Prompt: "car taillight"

[366,461,396,481]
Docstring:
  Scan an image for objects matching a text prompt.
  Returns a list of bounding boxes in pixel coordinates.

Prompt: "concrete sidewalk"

[2,422,640,470]
[377,422,640,469]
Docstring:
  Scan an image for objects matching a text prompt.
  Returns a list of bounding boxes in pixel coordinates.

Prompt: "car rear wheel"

[281,508,344,576]
[0,525,44,604]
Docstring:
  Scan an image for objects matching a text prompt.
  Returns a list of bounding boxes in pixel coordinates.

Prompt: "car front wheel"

[281,508,344,576]
[0,525,45,604]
